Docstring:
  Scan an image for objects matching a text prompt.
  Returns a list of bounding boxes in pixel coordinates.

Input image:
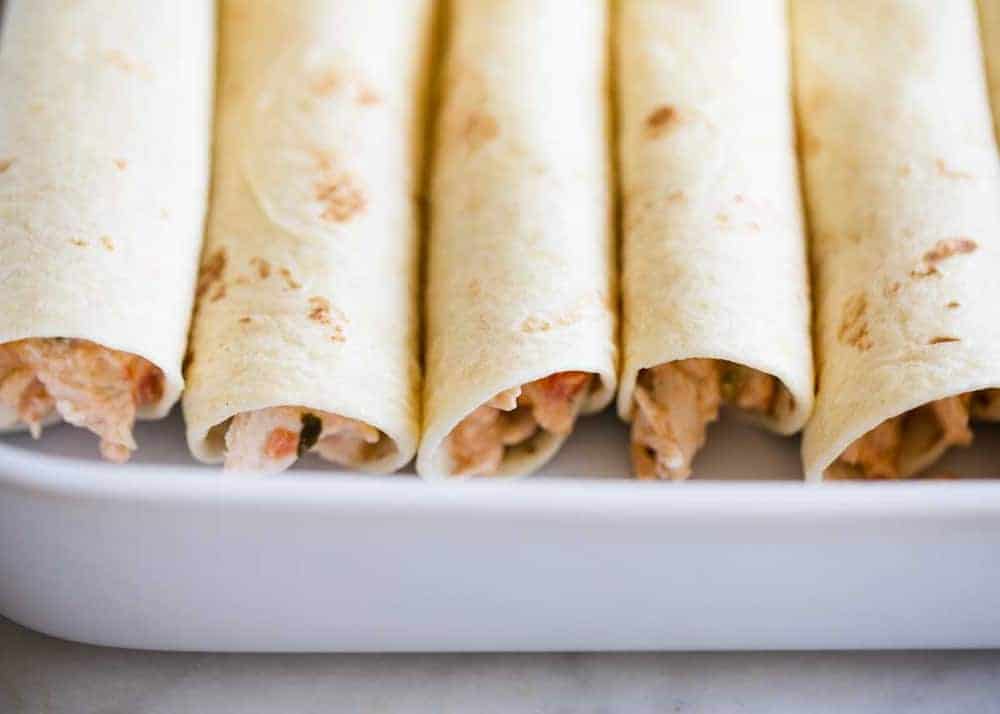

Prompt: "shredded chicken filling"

[223,406,384,474]
[836,394,975,478]
[446,371,593,476]
[630,360,789,481]
[0,338,164,462]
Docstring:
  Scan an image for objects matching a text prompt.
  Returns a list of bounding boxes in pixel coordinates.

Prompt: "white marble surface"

[1,618,998,713]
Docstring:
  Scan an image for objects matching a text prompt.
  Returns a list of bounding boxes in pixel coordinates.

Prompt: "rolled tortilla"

[416,0,617,479]
[0,1,214,461]
[616,0,814,480]
[796,0,1000,480]
[182,0,433,474]
[981,0,1000,134]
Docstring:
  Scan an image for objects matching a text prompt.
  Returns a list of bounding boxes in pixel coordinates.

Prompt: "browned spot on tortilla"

[898,163,912,177]
[912,238,974,279]
[196,248,227,299]
[233,275,251,286]
[315,174,367,222]
[923,238,977,264]
[467,279,482,298]
[645,105,679,139]
[884,281,902,297]
[357,87,380,105]
[521,296,595,334]
[521,316,552,333]
[308,296,347,342]
[947,301,960,309]
[99,236,114,251]
[716,212,730,225]
[113,158,128,171]
[251,257,271,279]
[69,238,88,247]
[666,190,686,203]
[210,283,227,302]
[0,158,14,174]
[911,265,941,279]
[463,112,499,149]
[279,267,302,290]
[308,296,332,324]
[935,159,973,180]
[929,336,960,345]
[238,316,252,325]
[182,350,194,374]
[311,71,340,97]
[838,293,873,351]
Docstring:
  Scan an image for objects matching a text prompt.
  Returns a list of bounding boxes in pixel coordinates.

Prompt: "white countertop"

[2,618,998,713]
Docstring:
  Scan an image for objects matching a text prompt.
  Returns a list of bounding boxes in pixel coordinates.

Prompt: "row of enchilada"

[2,0,1000,481]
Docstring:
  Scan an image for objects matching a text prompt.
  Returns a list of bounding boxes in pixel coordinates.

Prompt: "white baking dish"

[2,409,1000,652]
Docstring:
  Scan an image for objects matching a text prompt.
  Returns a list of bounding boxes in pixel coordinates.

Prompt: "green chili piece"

[298,413,322,456]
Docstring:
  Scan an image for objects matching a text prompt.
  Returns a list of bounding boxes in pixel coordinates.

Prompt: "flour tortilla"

[616,0,814,437]
[182,0,433,472]
[0,0,214,429]
[796,0,1000,480]
[416,0,617,479]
